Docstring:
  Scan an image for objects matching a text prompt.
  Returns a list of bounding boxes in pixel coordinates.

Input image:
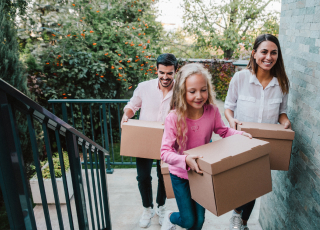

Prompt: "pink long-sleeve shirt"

[161,104,243,180]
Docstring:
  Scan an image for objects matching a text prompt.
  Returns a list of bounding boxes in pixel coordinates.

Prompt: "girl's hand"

[186,155,203,174]
[242,132,252,139]
[229,118,242,130]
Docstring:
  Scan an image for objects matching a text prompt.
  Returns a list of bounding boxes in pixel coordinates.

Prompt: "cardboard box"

[120,119,164,160]
[161,161,175,199]
[184,135,272,216]
[237,122,295,171]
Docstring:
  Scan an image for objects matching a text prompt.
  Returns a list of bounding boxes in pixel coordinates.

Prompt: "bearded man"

[121,53,178,228]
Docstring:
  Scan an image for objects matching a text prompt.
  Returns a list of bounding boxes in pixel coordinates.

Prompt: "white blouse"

[224,69,288,124]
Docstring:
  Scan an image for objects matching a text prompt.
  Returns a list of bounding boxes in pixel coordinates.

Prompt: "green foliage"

[16,0,163,145]
[178,60,235,101]
[0,1,41,176]
[208,61,235,101]
[30,151,70,179]
[0,2,28,95]
[19,0,162,105]
[42,151,70,179]
[182,0,280,59]
[0,192,10,230]
[3,0,28,20]
[160,28,214,59]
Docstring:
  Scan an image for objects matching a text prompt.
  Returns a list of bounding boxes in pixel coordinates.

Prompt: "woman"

[224,34,291,230]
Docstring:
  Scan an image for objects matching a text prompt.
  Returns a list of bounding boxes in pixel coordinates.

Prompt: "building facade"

[259,0,320,229]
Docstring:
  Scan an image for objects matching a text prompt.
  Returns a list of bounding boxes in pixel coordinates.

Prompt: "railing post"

[62,102,68,122]
[98,150,112,230]
[0,91,26,230]
[66,131,89,230]
[102,104,113,174]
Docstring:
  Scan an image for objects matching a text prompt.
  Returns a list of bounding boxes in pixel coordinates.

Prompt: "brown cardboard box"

[120,119,164,160]
[184,134,272,216]
[237,122,295,171]
[161,161,175,199]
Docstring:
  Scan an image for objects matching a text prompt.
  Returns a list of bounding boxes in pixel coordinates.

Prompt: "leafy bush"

[21,0,162,105]
[208,61,235,101]
[18,0,163,146]
[30,151,70,179]
[178,60,235,101]
[42,151,70,179]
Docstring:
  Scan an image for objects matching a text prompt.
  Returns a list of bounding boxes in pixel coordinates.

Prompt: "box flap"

[161,161,169,174]
[237,122,295,140]
[123,119,164,130]
[184,135,271,175]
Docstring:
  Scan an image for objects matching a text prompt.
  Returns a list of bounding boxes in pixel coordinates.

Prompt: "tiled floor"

[33,168,263,230]
[32,100,263,229]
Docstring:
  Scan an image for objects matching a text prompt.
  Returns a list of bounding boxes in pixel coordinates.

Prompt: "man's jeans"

[170,173,205,230]
[235,199,256,221]
[136,158,166,208]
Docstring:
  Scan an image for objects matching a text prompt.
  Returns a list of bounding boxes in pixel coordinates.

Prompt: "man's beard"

[159,78,173,88]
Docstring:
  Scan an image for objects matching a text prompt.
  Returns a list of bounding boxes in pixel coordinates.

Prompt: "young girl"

[224,34,291,230]
[160,63,252,230]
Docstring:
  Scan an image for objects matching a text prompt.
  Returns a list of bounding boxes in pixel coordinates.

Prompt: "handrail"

[48,99,129,103]
[0,78,111,230]
[48,98,146,173]
[0,79,108,155]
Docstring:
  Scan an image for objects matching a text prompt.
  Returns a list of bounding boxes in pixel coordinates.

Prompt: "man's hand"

[241,132,252,139]
[121,108,135,128]
[120,114,129,128]
[229,118,242,130]
[186,155,203,174]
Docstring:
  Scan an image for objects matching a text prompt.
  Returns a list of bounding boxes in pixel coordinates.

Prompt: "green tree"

[0,2,33,229]
[19,0,162,103]
[3,0,28,20]
[182,0,280,59]
[16,0,163,143]
[0,2,28,94]
[160,28,214,59]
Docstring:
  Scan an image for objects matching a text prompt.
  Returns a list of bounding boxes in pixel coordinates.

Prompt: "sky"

[155,0,282,31]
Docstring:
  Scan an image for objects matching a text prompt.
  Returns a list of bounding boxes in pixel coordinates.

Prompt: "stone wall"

[259,0,320,229]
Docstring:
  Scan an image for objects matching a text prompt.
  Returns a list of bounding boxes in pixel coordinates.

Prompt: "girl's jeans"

[169,173,205,230]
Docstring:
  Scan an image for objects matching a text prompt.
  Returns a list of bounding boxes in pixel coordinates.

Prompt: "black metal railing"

[0,79,111,230]
[48,99,145,172]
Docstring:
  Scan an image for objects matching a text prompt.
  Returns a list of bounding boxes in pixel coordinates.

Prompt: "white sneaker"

[156,205,166,225]
[241,225,249,230]
[229,211,243,230]
[161,210,176,230]
[139,207,155,228]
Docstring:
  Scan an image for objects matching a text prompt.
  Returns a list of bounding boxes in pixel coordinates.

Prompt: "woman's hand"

[241,132,252,139]
[279,113,291,129]
[186,155,203,174]
[283,120,291,129]
[229,118,242,130]
[224,109,241,129]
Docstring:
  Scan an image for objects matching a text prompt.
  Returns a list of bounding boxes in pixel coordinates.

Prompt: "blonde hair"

[170,63,216,152]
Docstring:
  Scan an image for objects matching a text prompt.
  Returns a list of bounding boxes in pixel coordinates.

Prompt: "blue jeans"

[169,173,205,230]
